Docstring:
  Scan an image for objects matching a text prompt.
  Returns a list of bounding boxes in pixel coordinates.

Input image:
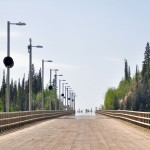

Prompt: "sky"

[0,0,149,110]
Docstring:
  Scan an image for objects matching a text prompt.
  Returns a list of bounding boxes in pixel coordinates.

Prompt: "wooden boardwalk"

[0,114,150,150]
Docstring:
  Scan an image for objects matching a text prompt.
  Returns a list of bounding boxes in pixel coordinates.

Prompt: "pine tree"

[13,81,18,111]
[37,68,42,92]
[128,66,131,81]
[135,65,139,83]
[142,61,146,77]
[20,74,25,111]
[1,70,6,111]
[124,59,130,81]
[32,73,37,94]
[31,64,35,94]
[24,77,29,110]
[124,59,128,80]
[17,78,21,111]
[142,42,150,79]
[10,79,14,111]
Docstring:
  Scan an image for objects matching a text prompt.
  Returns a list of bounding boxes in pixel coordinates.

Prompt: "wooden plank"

[0,114,150,149]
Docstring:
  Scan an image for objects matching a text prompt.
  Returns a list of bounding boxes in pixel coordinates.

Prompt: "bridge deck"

[0,114,150,150]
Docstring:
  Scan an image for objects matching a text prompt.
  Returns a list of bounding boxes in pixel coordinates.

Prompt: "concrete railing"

[0,110,75,132]
[96,110,150,128]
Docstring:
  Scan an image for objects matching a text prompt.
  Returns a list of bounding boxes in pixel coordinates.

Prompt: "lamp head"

[47,60,53,62]
[16,22,26,26]
[36,45,43,48]
[58,74,63,76]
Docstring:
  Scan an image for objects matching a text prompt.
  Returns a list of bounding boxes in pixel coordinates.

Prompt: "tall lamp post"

[48,69,58,110]
[70,90,73,109]
[28,38,43,111]
[66,86,70,110]
[54,71,62,110]
[73,93,77,111]
[49,69,53,110]
[63,83,68,110]
[59,79,65,110]
[4,21,26,112]
[42,59,52,110]
[55,74,63,110]
[68,87,72,110]
[54,69,58,110]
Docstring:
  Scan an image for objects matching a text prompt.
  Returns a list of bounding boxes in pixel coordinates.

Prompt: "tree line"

[0,64,58,112]
[104,42,150,111]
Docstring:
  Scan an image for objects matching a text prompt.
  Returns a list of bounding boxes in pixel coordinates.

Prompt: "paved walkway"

[0,114,150,150]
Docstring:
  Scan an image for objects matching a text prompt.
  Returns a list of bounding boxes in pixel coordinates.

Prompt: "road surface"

[0,114,150,150]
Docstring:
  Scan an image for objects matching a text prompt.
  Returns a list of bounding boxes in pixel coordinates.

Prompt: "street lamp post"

[49,69,53,110]
[42,59,52,110]
[73,93,76,111]
[64,86,67,110]
[72,93,75,110]
[61,82,67,110]
[28,38,43,111]
[59,79,65,110]
[55,74,63,110]
[72,93,74,110]
[70,90,73,109]
[54,70,62,110]
[63,83,68,110]
[66,86,70,110]
[5,21,26,112]
[67,87,69,110]
[68,88,72,110]
[54,69,58,110]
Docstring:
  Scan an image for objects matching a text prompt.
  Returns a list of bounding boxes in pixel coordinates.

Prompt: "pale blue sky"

[0,0,149,110]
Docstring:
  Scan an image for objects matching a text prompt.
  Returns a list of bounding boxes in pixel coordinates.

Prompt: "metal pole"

[62,83,64,96]
[68,89,70,109]
[67,87,68,110]
[55,70,57,110]
[59,80,61,110]
[65,86,67,109]
[6,21,10,112]
[72,93,74,110]
[42,60,44,110]
[74,94,75,111]
[69,90,71,109]
[28,38,32,111]
[70,92,72,109]
[62,83,64,109]
[49,69,52,110]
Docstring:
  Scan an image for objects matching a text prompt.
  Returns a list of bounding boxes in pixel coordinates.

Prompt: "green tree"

[104,87,118,110]
[0,70,6,111]
[10,79,14,111]
[13,81,18,111]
